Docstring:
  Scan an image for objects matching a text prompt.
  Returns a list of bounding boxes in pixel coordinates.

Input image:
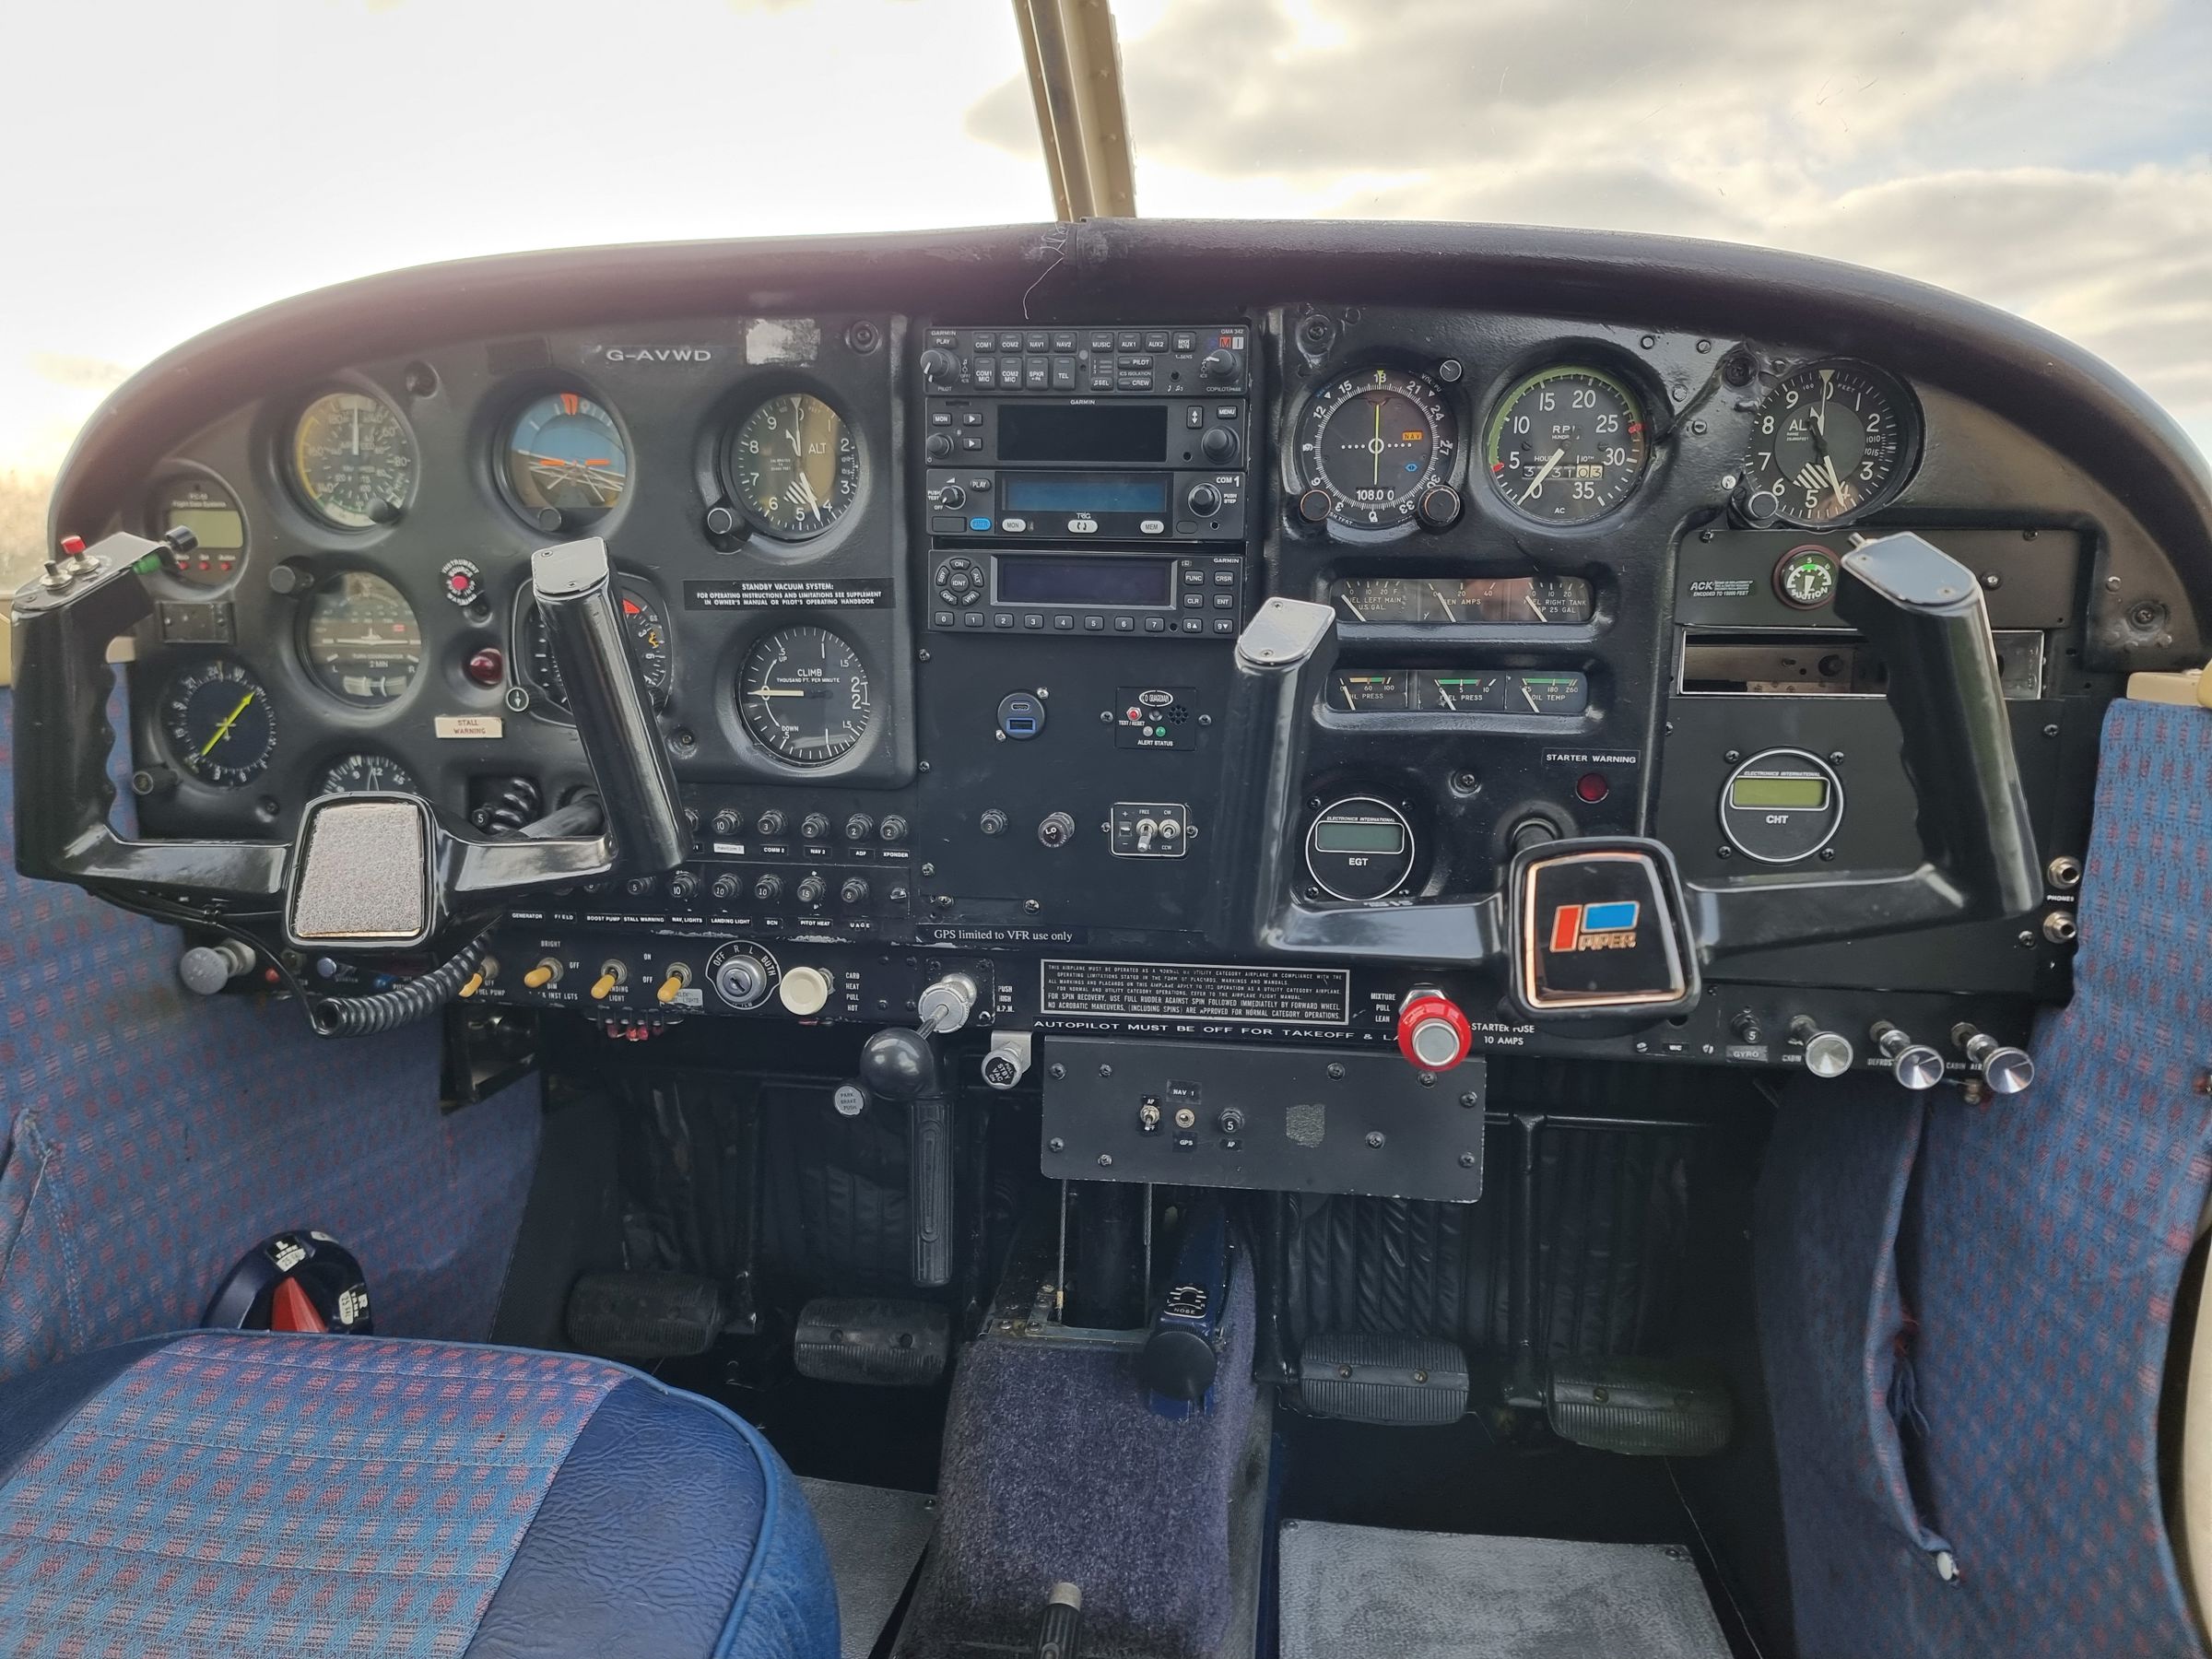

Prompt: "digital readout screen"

[994,555,1174,608]
[997,403,1169,465]
[165,507,245,550]
[1003,472,1171,513]
[1730,775,1830,809]
[1312,819,1407,854]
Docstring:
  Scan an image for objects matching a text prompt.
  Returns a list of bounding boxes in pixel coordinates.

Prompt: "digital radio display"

[994,555,1175,608]
[997,404,1169,465]
[1003,472,1171,513]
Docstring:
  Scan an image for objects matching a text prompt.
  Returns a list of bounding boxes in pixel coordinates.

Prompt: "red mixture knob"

[1397,990,1472,1072]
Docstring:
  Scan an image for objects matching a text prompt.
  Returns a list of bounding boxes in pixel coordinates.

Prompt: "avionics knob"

[917,971,980,1035]
[843,812,875,841]
[1185,482,1222,518]
[1788,1016,1853,1078]
[801,812,832,841]
[1871,1021,1946,1090]
[779,965,832,1016]
[840,877,870,906]
[919,347,959,386]
[1952,1023,2036,1096]
[1200,347,1239,382]
[711,874,743,903]
[929,484,967,511]
[756,808,786,836]
[752,873,784,903]
[795,875,829,905]
[666,870,700,901]
[1199,426,1239,463]
[924,431,956,461]
[1296,488,1334,524]
[1396,988,1472,1072]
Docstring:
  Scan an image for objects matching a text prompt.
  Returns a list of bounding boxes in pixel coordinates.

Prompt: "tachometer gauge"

[500,390,629,528]
[290,391,417,528]
[147,475,247,586]
[728,393,861,540]
[1739,360,1916,528]
[315,752,418,796]
[1296,367,1459,530]
[163,659,276,788]
[737,626,871,765]
[301,572,422,705]
[1484,366,1648,524]
[519,582,672,712]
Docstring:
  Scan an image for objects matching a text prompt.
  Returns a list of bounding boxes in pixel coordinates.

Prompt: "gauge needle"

[1520,448,1566,503]
[794,470,824,523]
[1340,595,1368,622]
[1428,582,1459,622]
[351,406,360,457]
[1521,681,1540,712]
[1525,590,1547,620]
[1819,453,1850,510]
[1433,678,1459,712]
[750,688,808,698]
[200,690,257,756]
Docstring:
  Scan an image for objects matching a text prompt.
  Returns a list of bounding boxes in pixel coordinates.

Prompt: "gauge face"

[163,659,276,788]
[737,626,872,765]
[1740,360,1915,528]
[519,582,672,712]
[147,476,247,586]
[301,571,422,705]
[1775,546,1839,609]
[500,390,629,526]
[1297,367,1459,529]
[1484,366,1648,524]
[290,391,417,528]
[315,752,418,796]
[728,393,861,539]
[1329,574,1594,626]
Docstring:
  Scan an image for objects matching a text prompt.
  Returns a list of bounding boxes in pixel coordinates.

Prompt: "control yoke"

[10,532,689,944]
[1206,532,2041,1013]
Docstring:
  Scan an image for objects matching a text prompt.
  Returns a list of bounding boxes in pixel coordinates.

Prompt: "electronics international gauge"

[1295,367,1460,531]
[737,626,872,765]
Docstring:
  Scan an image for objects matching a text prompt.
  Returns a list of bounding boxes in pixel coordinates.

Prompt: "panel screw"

[1459,1151,1477,1167]
[1048,1064,1066,1080]
[1366,1131,1385,1148]
[1690,418,1707,436]
[1819,848,1837,861]
[1048,1137,1065,1153]
[1326,1063,1345,1079]
[1829,750,1846,763]
[2106,575,2123,591]
[1098,1154,1113,1168]
[1197,714,1212,727]
[1640,334,1657,349]
[1024,900,1041,912]
[920,863,935,877]
[1724,749,1741,763]
[1451,771,1478,792]
[1098,1063,1113,1077]
[1418,1072,1436,1087]
[2042,724,2060,738]
[1982,571,2001,590]
[917,651,931,665]
[1100,710,1113,723]
[1696,339,1713,354]
[1460,1091,1479,1108]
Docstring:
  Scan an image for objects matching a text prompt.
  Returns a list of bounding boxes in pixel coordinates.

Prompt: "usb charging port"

[1004,715,1039,736]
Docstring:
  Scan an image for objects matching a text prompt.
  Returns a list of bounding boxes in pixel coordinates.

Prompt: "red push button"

[465,647,506,688]
[1576,771,1609,804]
[1396,989,1472,1072]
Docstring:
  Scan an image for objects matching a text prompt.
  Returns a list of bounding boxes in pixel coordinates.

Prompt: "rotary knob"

[1200,347,1239,382]
[1199,426,1239,463]
[1396,988,1472,1072]
[1186,482,1222,518]
[1296,488,1334,524]
[1872,1021,1946,1090]
[919,347,959,386]
[1789,1016,1854,1078]
[1416,485,1463,530]
[1952,1023,2035,1096]
[929,483,967,511]
[924,431,955,461]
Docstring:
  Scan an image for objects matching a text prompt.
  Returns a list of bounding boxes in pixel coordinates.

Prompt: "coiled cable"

[308,925,496,1038]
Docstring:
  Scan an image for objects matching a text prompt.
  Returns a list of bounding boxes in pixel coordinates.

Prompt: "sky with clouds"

[3,0,2206,481]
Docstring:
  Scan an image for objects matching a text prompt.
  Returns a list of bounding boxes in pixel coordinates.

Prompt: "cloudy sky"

[4,0,2206,479]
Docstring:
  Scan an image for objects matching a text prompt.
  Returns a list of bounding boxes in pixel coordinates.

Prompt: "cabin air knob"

[1952,1023,2036,1095]
[1396,988,1472,1072]
[1871,1020,1946,1090]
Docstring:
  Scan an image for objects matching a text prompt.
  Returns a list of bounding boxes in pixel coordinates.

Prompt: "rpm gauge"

[1296,367,1459,530]
[163,659,276,788]
[500,390,629,528]
[301,572,422,705]
[1484,366,1648,524]
[1738,359,1916,528]
[290,390,417,528]
[728,393,861,540]
[737,626,872,766]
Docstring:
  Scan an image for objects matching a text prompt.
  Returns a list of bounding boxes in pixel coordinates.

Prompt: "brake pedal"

[566,1272,726,1359]
[1298,1333,1470,1426]
[1545,1357,1733,1456]
[794,1297,950,1386]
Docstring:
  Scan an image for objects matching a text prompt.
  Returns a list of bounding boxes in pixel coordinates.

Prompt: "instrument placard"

[1041,959,1349,1024]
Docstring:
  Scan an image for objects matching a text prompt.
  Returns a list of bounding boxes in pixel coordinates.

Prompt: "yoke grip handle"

[1836,533,2040,921]
[9,535,151,884]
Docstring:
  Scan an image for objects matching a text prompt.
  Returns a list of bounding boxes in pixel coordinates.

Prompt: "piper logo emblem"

[1549,900,1641,953]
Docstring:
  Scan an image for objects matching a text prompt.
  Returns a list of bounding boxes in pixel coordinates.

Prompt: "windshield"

[5,0,2206,580]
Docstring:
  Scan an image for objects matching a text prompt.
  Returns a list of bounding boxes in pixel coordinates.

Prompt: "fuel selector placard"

[1720,748,1843,863]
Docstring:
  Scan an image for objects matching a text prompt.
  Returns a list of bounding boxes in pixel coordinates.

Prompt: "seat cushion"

[0,1331,837,1659]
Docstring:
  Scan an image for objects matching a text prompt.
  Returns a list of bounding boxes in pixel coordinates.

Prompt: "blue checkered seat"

[0,1330,838,1657]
